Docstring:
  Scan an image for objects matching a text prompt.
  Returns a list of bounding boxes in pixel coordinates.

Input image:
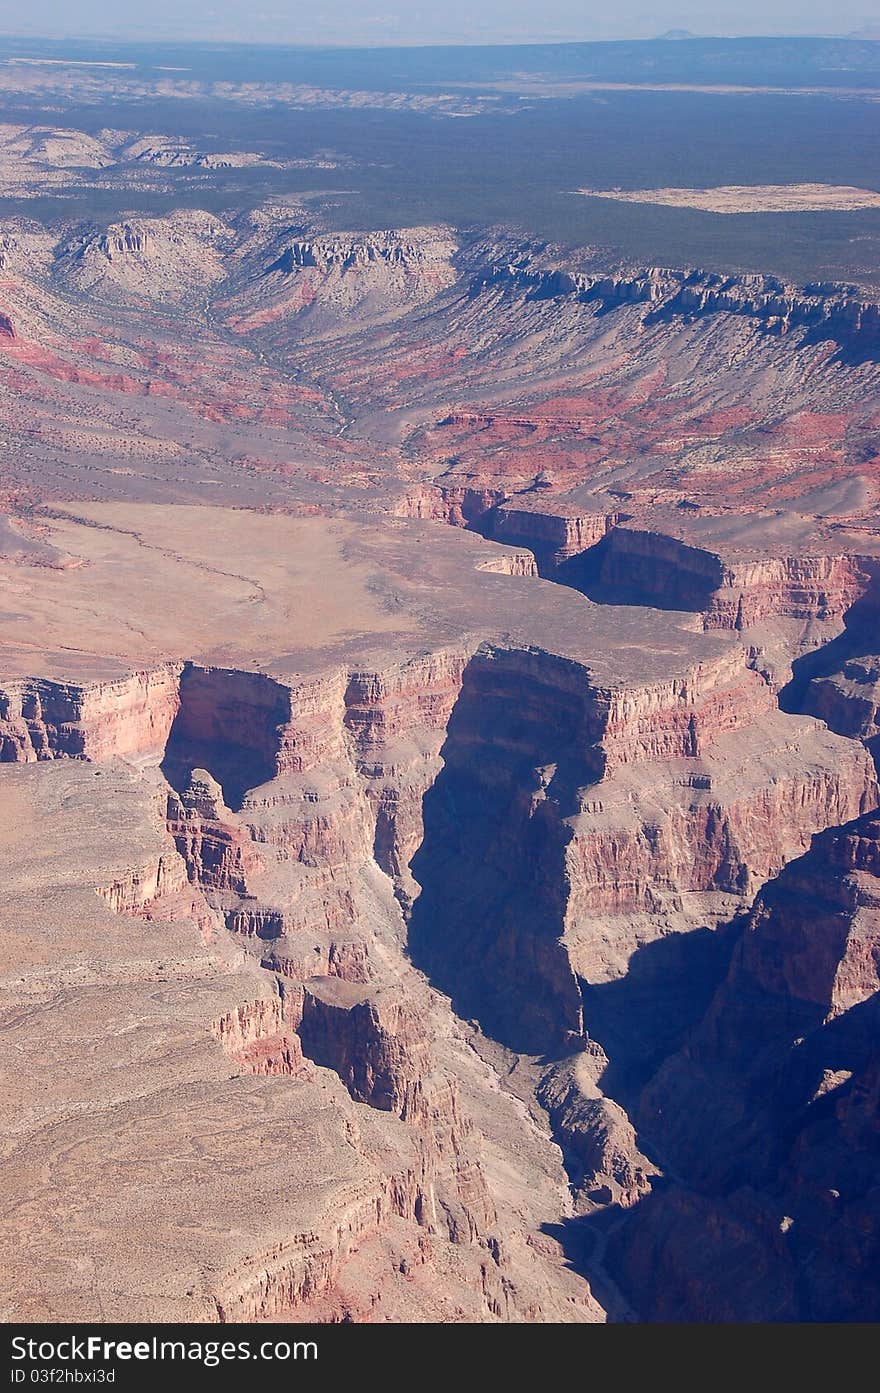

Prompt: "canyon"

[1,195,879,1323]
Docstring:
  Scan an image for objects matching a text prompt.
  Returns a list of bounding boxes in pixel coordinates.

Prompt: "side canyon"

[1,211,879,1322]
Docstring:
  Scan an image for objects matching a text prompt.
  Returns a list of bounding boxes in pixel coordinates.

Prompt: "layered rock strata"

[606,812,880,1321]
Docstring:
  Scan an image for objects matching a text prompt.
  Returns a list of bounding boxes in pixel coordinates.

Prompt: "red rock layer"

[0,665,181,762]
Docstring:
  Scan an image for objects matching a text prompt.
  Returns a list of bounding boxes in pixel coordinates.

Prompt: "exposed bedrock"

[407,642,876,1047]
[397,486,880,637]
[538,1048,658,1210]
[342,647,472,890]
[407,648,599,1053]
[297,975,498,1244]
[590,535,880,631]
[655,281,880,365]
[210,1158,428,1323]
[222,225,459,338]
[516,522,880,633]
[156,640,878,1063]
[212,993,307,1078]
[603,810,880,1321]
[4,641,875,1018]
[167,769,267,896]
[299,978,431,1115]
[0,664,181,763]
[779,587,880,780]
[162,664,292,808]
[0,760,449,1323]
[478,258,880,361]
[269,230,455,275]
[96,843,192,917]
[780,583,880,758]
[395,483,511,529]
[4,613,877,1321]
[150,659,527,1306]
[566,714,875,931]
[98,225,151,259]
[488,506,623,574]
[804,656,880,751]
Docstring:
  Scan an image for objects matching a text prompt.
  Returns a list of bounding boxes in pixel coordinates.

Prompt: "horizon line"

[0,30,877,54]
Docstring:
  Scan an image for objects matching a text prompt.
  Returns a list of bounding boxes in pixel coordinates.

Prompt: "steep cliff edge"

[603,812,880,1321]
[0,665,181,763]
[221,224,459,340]
[474,257,880,362]
[2,498,878,1323]
[407,644,876,1041]
[0,752,600,1324]
[136,652,606,1319]
[403,491,880,646]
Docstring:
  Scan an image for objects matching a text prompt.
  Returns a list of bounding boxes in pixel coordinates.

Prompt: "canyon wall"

[3,609,878,1321]
[475,258,880,360]
[0,664,181,762]
[605,811,880,1321]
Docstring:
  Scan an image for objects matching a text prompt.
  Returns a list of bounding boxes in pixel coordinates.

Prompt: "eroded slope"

[2,209,880,1322]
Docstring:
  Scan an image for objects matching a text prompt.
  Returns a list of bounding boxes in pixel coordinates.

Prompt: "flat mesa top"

[576,184,880,213]
[0,502,730,689]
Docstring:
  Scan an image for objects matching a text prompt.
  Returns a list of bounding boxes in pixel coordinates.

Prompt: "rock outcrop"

[539,1049,657,1209]
[0,665,181,763]
[222,224,458,337]
[2,199,880,1326]
[56,211,233,302]
[476,256,880,361]
[604,811,880,1321]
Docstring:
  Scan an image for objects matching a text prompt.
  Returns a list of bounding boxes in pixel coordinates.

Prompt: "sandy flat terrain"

[0,505,409,678]
[575,183,880,213]
[0,501,735,690]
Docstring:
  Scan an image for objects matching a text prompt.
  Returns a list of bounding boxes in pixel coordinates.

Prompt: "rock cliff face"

[587,530,880,630]
[274,231,455,274]
[805,657,880,746]
[476,258,880,360]
[416,499,880,636]
[222,224,459,337]
[4,632,874,1062]
[7,581,873,1318]
[490,505,621,572]
[605,811,880,1321]
[2,206,880,1322]
[56,210,232,302]
[0,747,601,1324]
[0,665,181,762]
[212,994,307,1078]
[648,276,880,361]
[410,649,876,1041]
[132,651,581,1318]
[539,1049,657,1209]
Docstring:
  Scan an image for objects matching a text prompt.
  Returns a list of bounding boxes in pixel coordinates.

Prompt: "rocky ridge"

[2,209,880,1321]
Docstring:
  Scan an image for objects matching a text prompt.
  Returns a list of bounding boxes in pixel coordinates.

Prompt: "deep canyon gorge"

[1,190,879,1323]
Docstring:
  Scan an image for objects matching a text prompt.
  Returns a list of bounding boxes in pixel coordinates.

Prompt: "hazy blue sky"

[0,0,877,45]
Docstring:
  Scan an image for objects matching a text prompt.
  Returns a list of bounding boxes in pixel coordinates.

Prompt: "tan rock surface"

[1,202,879,1323]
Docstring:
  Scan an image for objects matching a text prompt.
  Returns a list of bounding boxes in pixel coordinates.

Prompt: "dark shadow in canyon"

[801,313,880,368]
[531,918,743,1320]
[551,533,723,613]
[779,593,880,775]
[577,918,741,1102]
[778,606,875,716]
[547,946,880,1322]
[406,647,599,1056]
[161,662,289,811]
[539,1211,641,1323]
[469,510,721,613]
